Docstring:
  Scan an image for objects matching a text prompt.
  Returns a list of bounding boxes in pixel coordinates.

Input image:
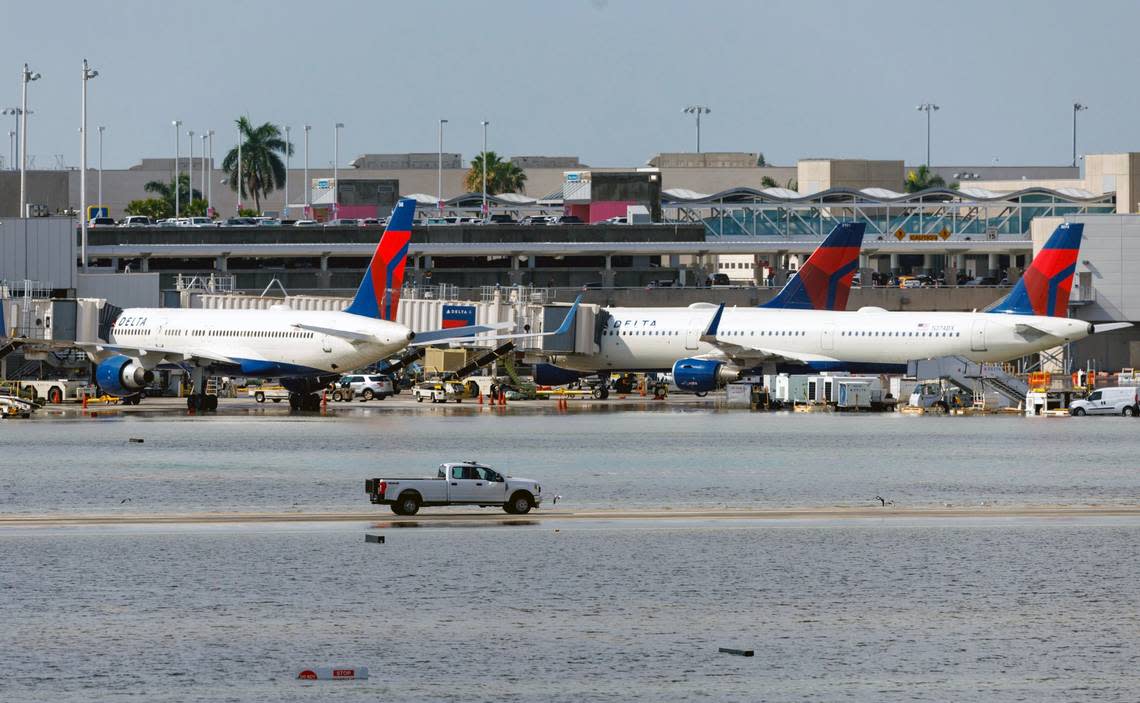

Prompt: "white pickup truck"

[366,461,543,516]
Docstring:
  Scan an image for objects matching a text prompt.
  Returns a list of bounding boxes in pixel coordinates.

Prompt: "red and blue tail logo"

[990,223,1082,317]
[344,198,415,320]
[761,222,865,311]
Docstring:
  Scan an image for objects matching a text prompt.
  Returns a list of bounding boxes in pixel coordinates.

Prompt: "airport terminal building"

[5,152,1140,370]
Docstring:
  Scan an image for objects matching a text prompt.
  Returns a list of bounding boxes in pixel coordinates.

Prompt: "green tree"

[785,178,798,191]
[464,151,527,195]
[124,198,171,219]
[760,176,778,188]
[221,116,291,213]
[143,173,202,214]
[184,199,209,217]
[756,153,767,167]
[903,165,947,193]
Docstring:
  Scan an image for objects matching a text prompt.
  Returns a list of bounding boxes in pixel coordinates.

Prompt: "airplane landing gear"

[186,394,218,412]
[289,392,321,412]
[187,368,218,413]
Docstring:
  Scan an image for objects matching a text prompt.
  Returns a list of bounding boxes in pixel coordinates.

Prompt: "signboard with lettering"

[442,305,476,331]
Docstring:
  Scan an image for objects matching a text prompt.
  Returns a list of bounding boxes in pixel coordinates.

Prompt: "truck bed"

[364,477,441,493]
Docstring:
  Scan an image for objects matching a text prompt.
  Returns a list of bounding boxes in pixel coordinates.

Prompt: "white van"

[1069,386,1140,416]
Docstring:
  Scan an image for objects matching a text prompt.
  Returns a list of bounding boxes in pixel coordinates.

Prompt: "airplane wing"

[291,323,376,344]
[692,304,839,365]
[410,296,583,347]
[76,342,237,366]
[697,342,840,367]
[409,322,514,346]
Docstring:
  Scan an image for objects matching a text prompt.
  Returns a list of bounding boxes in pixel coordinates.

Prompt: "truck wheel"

[331,390,342,402]
[48,387,63,404]
[255,391,266,403]
[1123,406,1135,417]
[396,492,421,516]
[506,492,533,515]
[932,402,949,415]
[362,388,375,401]
[416,395,423,403]
[592,387,604,399]
[1072,408,1086,416]
[271,398,282,403]
[695,391,708,398]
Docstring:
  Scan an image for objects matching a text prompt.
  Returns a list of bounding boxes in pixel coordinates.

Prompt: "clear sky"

[1,0,1136,170]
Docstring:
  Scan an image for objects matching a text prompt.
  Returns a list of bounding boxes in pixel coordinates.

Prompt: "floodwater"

[3,518,1139,701]
[2,409,1140,514]
[3,408,1140,700]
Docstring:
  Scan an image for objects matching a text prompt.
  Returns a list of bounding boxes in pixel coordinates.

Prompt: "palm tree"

[221,116,291,212]
[465,151,527,194]
[904,165,947,193]
[143,173,201,212]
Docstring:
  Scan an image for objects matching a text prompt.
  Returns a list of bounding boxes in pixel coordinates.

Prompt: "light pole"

[20,64,42,218]
[206,130,214,214]
[97,126,105,211]
[1072,102,1088,168]
[284,125,291,218]
[188,130,195,213]
[80,60,98,269]
[200,132,207,212]
[481,120,489,218]
[1,109,27,170]
[683,105,710,153]
[333,122,343,219]
[172,120,182,217]
[303,125,311,215]
[438,118,448,215]
[916,102,939,167]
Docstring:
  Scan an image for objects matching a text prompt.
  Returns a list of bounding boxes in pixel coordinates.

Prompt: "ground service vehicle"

[413,380,463,403]
[334,374,394,401]
[249,385,288,403]
[1069,386,1140,416]
[366,461,543,515]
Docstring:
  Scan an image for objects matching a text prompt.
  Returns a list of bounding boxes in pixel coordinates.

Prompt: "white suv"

[334,374,394,402]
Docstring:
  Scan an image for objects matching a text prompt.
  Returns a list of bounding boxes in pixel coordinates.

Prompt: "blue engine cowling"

[671,358,723,393]
[95,355,154,396]
[533,363,589,386]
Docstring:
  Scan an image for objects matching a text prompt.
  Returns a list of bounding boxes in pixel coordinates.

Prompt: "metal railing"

[174,273,236,293]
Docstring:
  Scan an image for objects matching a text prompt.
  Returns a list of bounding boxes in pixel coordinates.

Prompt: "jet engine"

[95,355,154,396]
[671,358,739,393]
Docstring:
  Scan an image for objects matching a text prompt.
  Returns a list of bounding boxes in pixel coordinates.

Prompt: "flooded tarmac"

[4,404,1140,700]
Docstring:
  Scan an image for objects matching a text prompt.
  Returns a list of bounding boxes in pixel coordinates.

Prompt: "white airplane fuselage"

[552,305,1093,373]
[109,306,413,376]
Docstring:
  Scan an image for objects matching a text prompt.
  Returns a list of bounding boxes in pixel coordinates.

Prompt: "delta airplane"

[538,222,1128,394]
[70,198,505,411]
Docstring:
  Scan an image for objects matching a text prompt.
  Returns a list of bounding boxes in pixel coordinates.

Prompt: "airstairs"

[907,355,1029,407]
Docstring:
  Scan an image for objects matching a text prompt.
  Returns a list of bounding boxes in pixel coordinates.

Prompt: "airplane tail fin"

[344,198,416,320]
[990,222,1082,317]
[760,222,865,311]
